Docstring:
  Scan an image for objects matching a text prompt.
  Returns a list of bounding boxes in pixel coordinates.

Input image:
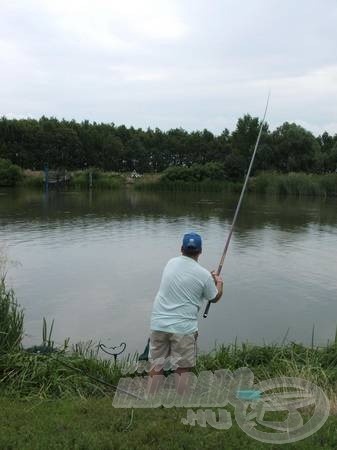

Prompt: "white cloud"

[108,64,168,82]
[39,0,187,47]
[256,66,337,98]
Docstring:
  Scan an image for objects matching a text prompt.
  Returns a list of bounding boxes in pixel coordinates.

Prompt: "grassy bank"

[2,331,337,449]
[0,397,336,450]
[135,172,337,197]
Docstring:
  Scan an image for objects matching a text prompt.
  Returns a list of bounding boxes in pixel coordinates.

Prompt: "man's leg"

[170,332,198,395]
[174,367,192,395]
[147,330,170,395]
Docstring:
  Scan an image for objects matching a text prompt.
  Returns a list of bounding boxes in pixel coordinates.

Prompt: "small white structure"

[131,170,142,178]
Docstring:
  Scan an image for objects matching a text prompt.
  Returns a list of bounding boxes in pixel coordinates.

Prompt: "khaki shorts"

[149,330,198,370]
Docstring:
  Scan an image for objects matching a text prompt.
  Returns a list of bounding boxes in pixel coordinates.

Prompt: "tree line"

[0,115,336,179]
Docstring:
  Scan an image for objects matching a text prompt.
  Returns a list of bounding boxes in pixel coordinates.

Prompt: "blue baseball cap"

[182,232,202,251]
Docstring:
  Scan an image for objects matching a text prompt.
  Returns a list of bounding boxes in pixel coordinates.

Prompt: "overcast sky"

[1,0,336,135]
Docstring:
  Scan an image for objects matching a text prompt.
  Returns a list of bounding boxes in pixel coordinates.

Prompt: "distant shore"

[1,163,337,197]
[26,169,337,197]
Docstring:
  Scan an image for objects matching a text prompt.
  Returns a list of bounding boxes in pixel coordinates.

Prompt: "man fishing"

[148,232,223,393]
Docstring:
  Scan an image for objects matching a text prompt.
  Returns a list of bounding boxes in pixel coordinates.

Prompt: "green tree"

[271,123,319,172]
[223,152,246,180]
[231,114,269,160]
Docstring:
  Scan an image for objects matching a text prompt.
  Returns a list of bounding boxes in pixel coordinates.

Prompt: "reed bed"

[135,172,337,197]
[252,172,337,197]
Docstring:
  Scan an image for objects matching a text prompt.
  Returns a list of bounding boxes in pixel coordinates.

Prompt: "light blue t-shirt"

[150,256,218,334]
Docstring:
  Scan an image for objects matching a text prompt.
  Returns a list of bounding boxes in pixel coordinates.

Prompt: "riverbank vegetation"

[251,171,337,196]
[1,158,337,197]
[0,162,124,189]
[69,169,122,190]
[135,169,337,197]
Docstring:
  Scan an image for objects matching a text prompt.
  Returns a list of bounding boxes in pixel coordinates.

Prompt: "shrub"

[0,159,23,187]
[22,173,44,188]
[161,162,225,183]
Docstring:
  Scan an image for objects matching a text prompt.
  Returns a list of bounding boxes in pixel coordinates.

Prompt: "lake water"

[0,188,336,356]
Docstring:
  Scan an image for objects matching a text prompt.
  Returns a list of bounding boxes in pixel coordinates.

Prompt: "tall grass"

[196,339,337,400]
[251,172,337,197]
[0,350,123,398]
[136,172,337,197]
[1,334,337,400]
[69,170,122,190]
[3,338,337,399]
[0,279,24,353]
[0,247,23,354]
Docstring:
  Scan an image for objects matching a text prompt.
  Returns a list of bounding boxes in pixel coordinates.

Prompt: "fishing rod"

[203,92,271,319]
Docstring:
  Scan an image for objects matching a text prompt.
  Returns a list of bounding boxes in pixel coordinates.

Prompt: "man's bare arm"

[210,272,223,303]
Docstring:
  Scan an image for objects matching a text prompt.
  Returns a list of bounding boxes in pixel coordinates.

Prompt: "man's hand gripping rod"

[203,93,270,318]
